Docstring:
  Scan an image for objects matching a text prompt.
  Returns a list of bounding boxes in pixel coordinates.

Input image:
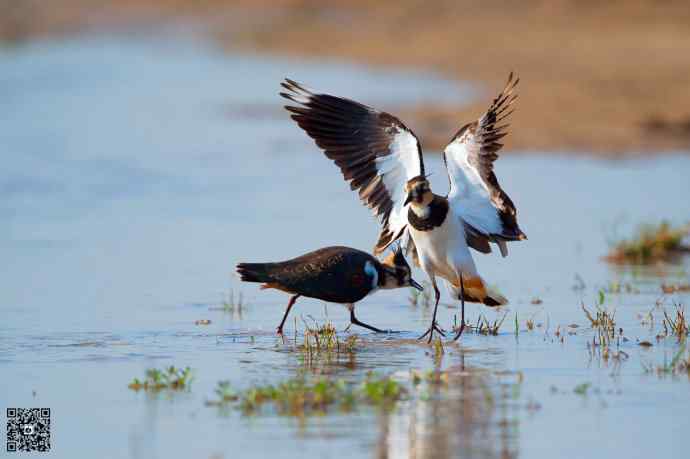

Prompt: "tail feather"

[483,285,508,307]
[446,276,508,307]
[236,263,273,284]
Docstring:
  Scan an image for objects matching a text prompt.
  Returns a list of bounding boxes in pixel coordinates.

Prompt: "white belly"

[409,217,477,283]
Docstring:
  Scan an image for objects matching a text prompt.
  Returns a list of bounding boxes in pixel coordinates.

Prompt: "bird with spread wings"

[281,74,526,342]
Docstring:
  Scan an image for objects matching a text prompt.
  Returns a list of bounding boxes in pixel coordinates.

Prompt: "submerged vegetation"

[128,366,193,392]
[208,368,524,420]
[605,221,689,264]
[643,340,690,379]
[298,319,358,358]
[582,297,618,349]
[209,372,405,416]
[573,382,591,396]
[302,320,338,351]
[205,381,239,406]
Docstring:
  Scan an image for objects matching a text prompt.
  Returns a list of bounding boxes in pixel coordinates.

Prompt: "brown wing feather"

[445,73,526,247]
[281,79,424,254]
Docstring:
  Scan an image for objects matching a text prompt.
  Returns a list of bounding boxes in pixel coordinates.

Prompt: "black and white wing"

[443,73,526,257]
[281,79,424,255]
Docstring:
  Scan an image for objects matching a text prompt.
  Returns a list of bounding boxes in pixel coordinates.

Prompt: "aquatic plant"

[411,369,441,386]
[205,381,239,406]
[292,318,360,369]
[582,297,614,330]
[573,382,591,396]
[523,308,541,332]
[472,312,508,336]
[662,305,688,340]
[360,372,404,406]
[128,366,193,392]
[301,319,339,353]
[605,221,689,264]
[643,340,690,379]
[606,281,639,294]
[582,301,617,349]
[231,372,405,416]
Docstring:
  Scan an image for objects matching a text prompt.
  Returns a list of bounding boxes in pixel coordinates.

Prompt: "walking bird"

[237,245,423,334]
[281,74,526,342]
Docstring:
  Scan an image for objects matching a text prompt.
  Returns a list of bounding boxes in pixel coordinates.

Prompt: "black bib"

[408,196,449,231]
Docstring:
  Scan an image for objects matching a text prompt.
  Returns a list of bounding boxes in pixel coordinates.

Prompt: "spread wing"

[281,79,424,254]
[443,73,526,257]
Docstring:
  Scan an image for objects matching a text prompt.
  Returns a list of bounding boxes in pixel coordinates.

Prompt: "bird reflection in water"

[375,357,520,459]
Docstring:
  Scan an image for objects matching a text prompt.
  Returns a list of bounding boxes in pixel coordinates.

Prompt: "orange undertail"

[450,275,507,307]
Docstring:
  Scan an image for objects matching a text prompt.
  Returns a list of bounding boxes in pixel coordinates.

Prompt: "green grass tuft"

[605,221,689,264]
[573,382,591,395]
[128,366,193,392]
[228,372,405,416]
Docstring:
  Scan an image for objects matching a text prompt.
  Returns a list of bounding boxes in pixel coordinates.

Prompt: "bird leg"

[276,294,300,335]
[418,278,446,343]
[349,306,385,333]
[453,274,466,341]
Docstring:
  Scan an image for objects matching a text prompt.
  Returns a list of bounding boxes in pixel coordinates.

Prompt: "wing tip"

[506,71,520,90]
[280,78,315,105]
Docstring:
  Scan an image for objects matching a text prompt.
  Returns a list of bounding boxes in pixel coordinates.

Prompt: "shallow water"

[1,34,689,459]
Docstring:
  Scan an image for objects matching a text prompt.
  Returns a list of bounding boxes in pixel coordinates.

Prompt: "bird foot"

[418,321,446,343]
[452,321,466,341]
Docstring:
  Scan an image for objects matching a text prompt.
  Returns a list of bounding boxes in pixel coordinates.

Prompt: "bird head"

[403,176,432,206]
[381,244,423,291]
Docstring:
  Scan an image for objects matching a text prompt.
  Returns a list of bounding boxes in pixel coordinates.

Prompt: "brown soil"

[3,0,690,155]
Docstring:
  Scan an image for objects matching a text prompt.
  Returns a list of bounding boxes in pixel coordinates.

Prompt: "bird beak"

[410,278,423,291]
[403,192,413,206]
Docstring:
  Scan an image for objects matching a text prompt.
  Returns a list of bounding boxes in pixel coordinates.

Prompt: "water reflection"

[376,367,520,459]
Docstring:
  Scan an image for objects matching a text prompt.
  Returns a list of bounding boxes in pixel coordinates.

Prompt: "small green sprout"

[128,366,193,392]
[573,382,591,396]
